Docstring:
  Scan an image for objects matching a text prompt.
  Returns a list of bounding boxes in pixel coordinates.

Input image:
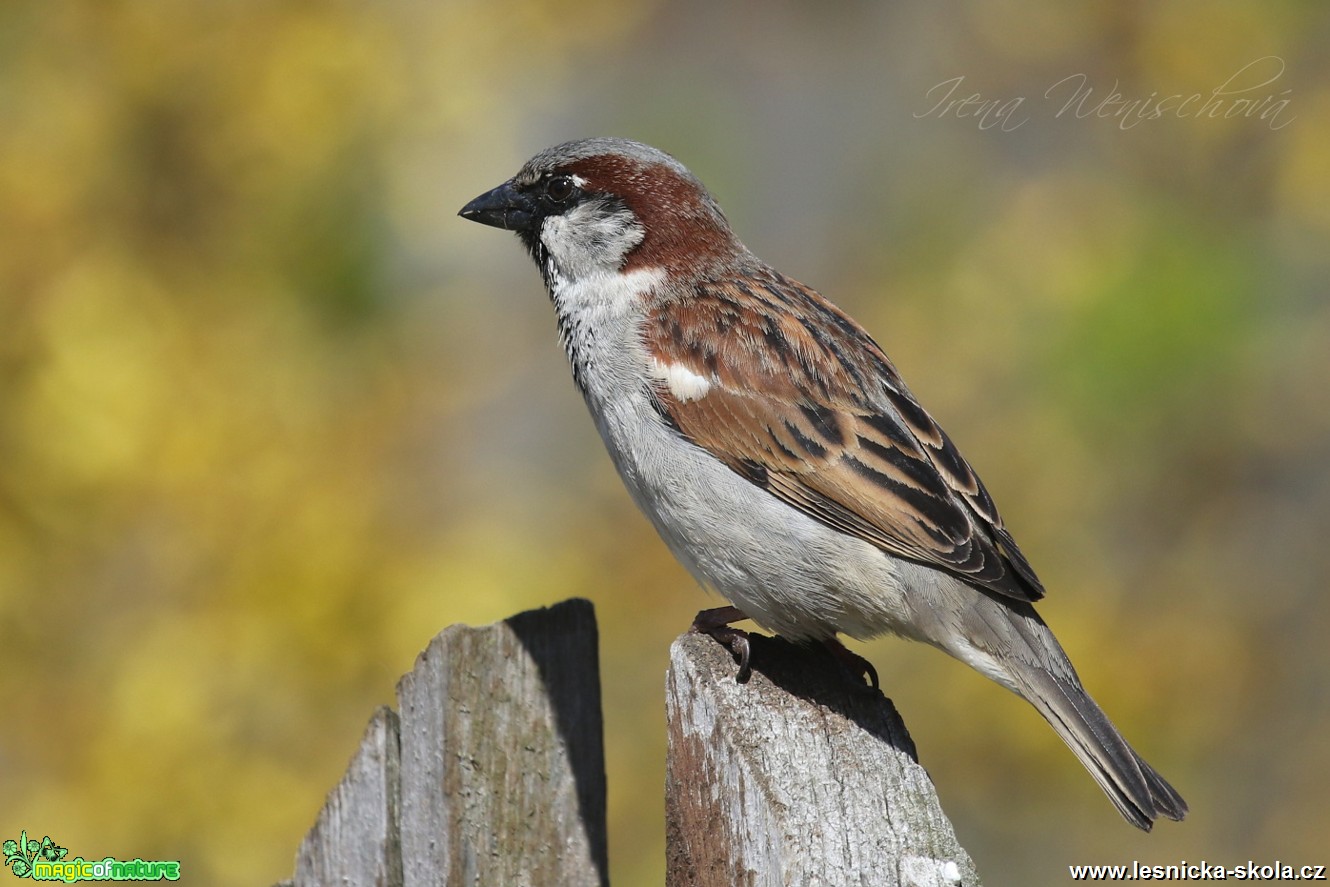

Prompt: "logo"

[2,832,180,882]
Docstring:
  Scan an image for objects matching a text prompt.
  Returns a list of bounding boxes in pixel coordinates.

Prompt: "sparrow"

[459,137,1187,830]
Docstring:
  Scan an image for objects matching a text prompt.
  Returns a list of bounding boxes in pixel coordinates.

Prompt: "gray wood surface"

[280,600,980,887]
[665,631,981,887]
[397,597,608,887]
[291,706,403,887]
[280,598,607,887]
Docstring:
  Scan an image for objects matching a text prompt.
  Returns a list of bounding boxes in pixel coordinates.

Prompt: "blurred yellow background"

[2,2,1327,884]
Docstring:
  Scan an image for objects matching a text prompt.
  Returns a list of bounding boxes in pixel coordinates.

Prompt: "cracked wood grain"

[666,631,982,887]
[280,598,607,887]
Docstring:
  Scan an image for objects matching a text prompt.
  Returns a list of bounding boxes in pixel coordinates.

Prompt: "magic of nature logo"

[2,832,180,882]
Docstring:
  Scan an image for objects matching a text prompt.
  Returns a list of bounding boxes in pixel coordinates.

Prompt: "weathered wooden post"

[666,631,980,887]
[278,598,608,887]
[290,706,403,886]
[276,599,980,886]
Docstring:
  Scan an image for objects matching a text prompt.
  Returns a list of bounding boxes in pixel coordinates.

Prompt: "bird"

[458,137,1187,830]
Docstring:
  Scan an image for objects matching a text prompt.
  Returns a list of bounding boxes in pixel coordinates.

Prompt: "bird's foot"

[822,637,879,691]
[690,606,752,683]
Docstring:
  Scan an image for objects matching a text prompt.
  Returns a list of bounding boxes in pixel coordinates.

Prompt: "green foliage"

[1053,211,1258,440]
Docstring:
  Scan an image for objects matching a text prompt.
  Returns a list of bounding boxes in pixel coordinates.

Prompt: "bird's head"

[459,137,745,288]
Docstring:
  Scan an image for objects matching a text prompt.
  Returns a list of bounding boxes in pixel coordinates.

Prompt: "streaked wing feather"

[645,268,1044,602]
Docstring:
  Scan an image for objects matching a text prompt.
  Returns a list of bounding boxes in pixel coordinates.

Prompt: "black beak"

[458,181,537,231]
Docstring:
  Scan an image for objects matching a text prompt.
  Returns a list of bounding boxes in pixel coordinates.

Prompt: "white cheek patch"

[650,358,712,402]
[539,199,644,282]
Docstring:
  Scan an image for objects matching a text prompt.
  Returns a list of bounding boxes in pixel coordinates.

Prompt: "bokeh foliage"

[2,2,1327,884]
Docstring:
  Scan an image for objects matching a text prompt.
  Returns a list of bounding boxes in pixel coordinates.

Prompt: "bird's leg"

[822,637,880,690]
[690,606,752,683]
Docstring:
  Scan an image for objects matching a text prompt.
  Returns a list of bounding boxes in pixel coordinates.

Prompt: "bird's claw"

[823,637,880,691]
[690,607,753,683]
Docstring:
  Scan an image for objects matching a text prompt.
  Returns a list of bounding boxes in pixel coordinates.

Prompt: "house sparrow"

[459,137,1187,830]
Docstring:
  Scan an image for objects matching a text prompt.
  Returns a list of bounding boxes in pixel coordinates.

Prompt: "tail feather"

[1020,668,1188,830]
[932,583,1188,828]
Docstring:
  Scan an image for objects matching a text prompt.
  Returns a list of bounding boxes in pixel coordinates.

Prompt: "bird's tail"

[929,585,1188,828]
[1013,662,1188,830]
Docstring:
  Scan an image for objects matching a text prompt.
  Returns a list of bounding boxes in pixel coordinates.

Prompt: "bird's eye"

[544,175,576,203]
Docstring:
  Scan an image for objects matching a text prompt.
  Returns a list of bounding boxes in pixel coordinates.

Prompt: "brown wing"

[644,267,1044,602]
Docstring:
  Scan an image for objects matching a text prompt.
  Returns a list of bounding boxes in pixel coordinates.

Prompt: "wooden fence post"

[666,631,981,887]
[276,599,981,886]
[290,706,403,886]
[277,598,608,887]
